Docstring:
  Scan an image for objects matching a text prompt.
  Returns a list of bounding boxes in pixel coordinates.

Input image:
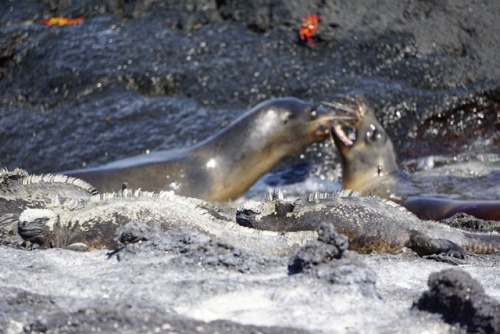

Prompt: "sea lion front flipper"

[407,230,466,260]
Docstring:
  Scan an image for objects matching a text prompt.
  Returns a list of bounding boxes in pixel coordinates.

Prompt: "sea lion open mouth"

[321,99,360,148]
[332,123,355,147]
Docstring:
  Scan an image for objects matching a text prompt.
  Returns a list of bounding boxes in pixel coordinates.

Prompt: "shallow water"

[402,153,500,200]
[244,151,500,203]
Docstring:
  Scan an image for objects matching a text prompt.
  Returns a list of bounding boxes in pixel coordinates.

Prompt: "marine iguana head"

[327,97,400,194]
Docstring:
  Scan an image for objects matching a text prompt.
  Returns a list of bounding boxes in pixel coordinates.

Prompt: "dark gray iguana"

[0,169,315,255]
[236,190,500,258]
[1,169,499,257]
[14,190,316,256]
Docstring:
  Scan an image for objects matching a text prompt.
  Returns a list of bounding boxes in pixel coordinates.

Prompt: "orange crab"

[298,14,321,47]
[43,17,84,27]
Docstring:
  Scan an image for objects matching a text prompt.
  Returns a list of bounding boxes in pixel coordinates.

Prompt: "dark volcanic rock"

[288,222,349,273]
[1,0,500,174]
[288,223,377,297]
[415,268,500,333]
[1,288,310,334]
[113,221,280,273]
[441,213,500,233]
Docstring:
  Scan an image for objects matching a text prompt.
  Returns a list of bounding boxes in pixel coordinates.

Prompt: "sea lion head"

[209,97,348,187]
[247,97,343,147]
[329,97,399,192]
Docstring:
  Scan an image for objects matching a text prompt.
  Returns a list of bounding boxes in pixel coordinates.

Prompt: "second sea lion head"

[328,96,399,192]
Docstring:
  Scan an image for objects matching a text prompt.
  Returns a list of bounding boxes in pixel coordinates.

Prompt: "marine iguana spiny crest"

[0,168,97,248]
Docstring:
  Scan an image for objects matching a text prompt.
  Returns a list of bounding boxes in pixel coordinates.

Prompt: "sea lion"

[329,97,500,221]
[328,97,403,200]
[65,97,345,202]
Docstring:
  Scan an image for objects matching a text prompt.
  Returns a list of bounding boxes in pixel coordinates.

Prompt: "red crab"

[43,17,84,26]
[298,14,321,47]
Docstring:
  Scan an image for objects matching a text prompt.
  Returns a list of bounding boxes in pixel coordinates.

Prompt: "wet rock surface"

[442,212,500,233]
[1,0,500,173]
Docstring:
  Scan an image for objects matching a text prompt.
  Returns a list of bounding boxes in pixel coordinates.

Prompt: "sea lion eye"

[282,111,293,124]
[366,124,384,143]
[307,106,317,118]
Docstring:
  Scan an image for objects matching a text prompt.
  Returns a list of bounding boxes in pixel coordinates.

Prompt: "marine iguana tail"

[236,190,500,257]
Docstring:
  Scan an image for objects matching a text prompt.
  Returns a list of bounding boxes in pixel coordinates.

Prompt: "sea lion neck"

[189,98,319,201]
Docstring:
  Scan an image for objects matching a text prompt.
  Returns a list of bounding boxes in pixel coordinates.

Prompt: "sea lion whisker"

[321,101,356,114]
[327,122,336,150]
[329,115,356,120]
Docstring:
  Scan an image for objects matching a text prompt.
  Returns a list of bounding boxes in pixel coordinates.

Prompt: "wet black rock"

[441,212,500,233]
[414,268,500,333]
[1,0,500,174]
[288,222,349,273]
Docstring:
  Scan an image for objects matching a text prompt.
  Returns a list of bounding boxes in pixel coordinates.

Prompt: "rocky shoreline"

[1,1,499,333]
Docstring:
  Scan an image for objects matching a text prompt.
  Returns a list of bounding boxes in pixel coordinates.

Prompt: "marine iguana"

[3,170,497,258]
[236,190,500,257]
[64,97,351,202]
[328,97,500,221]
[0,168,97,213]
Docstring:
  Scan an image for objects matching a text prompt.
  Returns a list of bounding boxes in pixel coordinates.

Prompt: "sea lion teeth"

[333,124,354,147]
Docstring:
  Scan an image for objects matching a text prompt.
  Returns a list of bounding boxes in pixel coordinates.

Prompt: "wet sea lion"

[65,98,344,202]
[329,97,500,221]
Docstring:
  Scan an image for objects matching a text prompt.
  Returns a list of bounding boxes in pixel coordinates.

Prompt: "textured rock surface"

[0,229,499,333]
[1,0,499,174]
[415,268,500,333]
